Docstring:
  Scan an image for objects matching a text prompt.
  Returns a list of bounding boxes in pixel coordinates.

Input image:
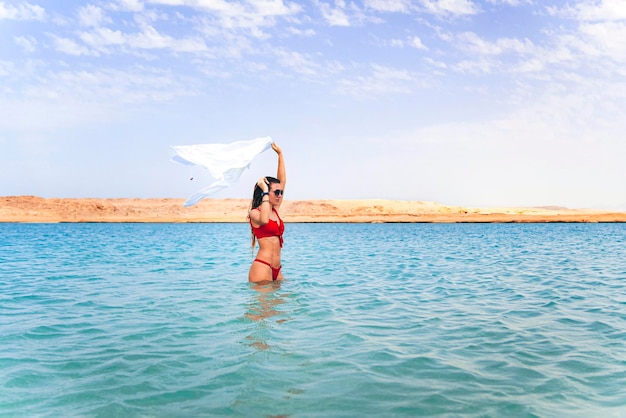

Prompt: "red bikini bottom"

[254,259,282,281]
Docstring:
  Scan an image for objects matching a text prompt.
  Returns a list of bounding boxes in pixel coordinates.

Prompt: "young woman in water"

[248,143,286,283]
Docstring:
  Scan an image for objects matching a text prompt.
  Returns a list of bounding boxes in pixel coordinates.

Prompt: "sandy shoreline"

[1,196,625,223]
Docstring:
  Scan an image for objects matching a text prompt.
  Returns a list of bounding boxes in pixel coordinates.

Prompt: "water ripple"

[1,222,625,416]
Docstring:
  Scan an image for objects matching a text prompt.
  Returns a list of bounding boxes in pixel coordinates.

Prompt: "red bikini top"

[250,208,284,247]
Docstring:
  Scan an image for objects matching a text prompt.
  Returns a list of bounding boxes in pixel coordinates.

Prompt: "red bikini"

[252,259,281,281]
[250,208,284,280]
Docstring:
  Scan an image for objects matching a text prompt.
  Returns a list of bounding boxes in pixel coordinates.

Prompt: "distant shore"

[2,196,625,223]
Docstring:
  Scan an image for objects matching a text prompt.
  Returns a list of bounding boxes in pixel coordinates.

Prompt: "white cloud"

[409,36,428,50]
[274,49,320,75]
[425,57,447,69]
[367,0,480,15]
[568,0,626,22]
[578,21,626,62]
[365,0,411,13]
[534,2,626,72]
[77,25,209,54]
[387,36,428,50]
[129,26,208,52]
[337,64,422,96]
[0,65,202,132]
[50,35,95,56]
[43,67,198,103]
[315,0,380,26]
[445,27,608,78]
[109,0,144,12]
[287,27,316,36]
[14,35,38,53]
[456,32,534,55]
[132,25,183,49]
[78,4,110,27]
[454,57,498,74]
[0,1,45,20]
[327,0,481,21]
[373,77,626,208]
[248,0,301,17]
[0,60,15,77]
[445,32,537,75]
[79,27,125,50]
[326,60,346,74]
[421,0,479,17]
[486,0,532,5]
[317,0,351,26]
[147,0,301,33]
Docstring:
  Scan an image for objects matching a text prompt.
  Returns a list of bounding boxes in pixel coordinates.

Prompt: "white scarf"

[171,137,273,206]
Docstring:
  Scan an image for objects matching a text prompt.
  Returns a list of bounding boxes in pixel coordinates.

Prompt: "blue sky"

[1,0,625,209]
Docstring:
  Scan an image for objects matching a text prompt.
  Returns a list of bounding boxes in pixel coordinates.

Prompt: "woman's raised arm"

[272,143,286,191]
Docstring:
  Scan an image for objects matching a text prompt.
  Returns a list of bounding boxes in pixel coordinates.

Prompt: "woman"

[248,143,286,283]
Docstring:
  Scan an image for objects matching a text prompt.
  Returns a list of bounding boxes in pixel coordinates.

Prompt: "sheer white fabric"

[171,137,273,207]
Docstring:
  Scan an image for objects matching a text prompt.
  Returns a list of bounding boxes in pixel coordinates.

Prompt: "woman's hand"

[257,177,269,192]
[271,142,282,155]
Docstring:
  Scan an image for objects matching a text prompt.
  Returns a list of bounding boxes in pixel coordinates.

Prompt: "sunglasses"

[272,189,284,196]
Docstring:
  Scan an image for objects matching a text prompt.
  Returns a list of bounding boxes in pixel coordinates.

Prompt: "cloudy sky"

[1,0,625,209]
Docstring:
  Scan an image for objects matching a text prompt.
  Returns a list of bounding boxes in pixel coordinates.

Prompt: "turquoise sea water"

[1,222,625,417]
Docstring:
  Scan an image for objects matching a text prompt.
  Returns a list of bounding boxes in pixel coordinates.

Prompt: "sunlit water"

[1,222,625,417]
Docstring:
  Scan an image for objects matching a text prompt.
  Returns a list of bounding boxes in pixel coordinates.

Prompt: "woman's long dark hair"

[249,176,281,250]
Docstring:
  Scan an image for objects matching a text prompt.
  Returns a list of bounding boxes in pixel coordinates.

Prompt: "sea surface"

[1,222,625,417]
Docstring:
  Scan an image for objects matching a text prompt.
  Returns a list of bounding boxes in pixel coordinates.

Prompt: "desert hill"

[2,196,624,223]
